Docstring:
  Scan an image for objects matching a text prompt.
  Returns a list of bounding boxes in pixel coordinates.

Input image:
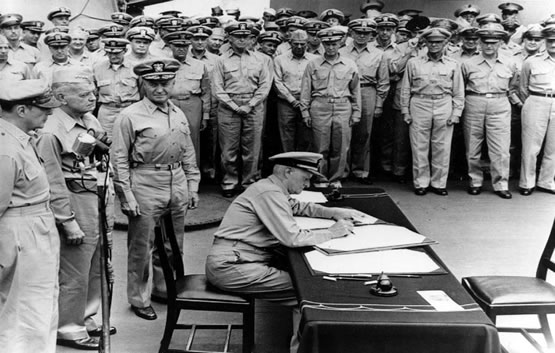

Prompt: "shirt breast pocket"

[361,61,378,77]
[97,80,111,94]
[438,69,453,88]
[24,164,40,181]
[531,67,553,85]
[183,72,203,90]
[224,65,240,81]
[311,70,328,91]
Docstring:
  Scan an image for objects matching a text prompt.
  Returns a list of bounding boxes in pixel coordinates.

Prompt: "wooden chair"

[462,218,555,353]
[155,213,255,353]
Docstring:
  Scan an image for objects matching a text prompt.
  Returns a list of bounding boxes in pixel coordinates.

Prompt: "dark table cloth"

[288,188,501,353]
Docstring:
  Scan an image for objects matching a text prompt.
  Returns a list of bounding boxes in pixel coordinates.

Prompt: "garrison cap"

[126,26,155,41]
[47,7,71,21]
[542,24,555,39]
[348,18,377,33]
[290,29,309,41]
[86,29,100,40]
[258,31,283,44]
[430,18,459,33]
[476,23,507,39]
[133,58,180,80]
[317,27,345,42]
[523,24,543,39]
[455,5,480,17]
[130,15,155,29]
[44,32,71,46]
[360,0,385,13]
[45,26,70,35]
[197,16,220,28]
[188,25,212,38]
[405,15,430,32]
[421,27,451,41]
[0,14,22,28]
[211,6,224,17]
[542,15,555,27]
[320,9,345,23]
[225,21,252,36]
[102,38,129,53]
[286,16,308,29]
[52,65,93,84]
[159,10,182,17]
[304,20,330,34]
[269,152,325,178]
[297,10,318,19]
[0,79,61,108]
[111,12,133,26]
[226,8,240,16]
[397,9,422,18]
[264,21,280,31]
[99,23,126,38]
[375,13,399,27]
[276,8,296,19]
[498,3,523,13]
[20,20,45,33]
[163,30,193,45]
[459,26,479,38]
[263,8,277,17]
[476,13,502,26]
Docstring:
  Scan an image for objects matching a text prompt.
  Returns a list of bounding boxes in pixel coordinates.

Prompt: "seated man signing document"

[205,151,367,352]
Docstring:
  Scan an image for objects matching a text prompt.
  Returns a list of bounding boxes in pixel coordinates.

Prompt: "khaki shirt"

[400,54,465,117]
[33,57,83,86]
[299,54,362,121]
[519,52,555,99]
[0,119,50,216]
[448,48,481,64]
[339,43,390,108]
[172,57,211,120]
[37,108,103,224]
[273,51,319,104]
[8,41,41,67]
[214,174,340,248]
[0,58,33,80]
[212,48,272,111]
[93,58,140,104]
[189,48,219,73]
[461,54,519,95]
[111,97,200,205]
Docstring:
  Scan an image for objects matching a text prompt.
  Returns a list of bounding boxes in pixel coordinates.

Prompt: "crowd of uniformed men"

[1,0,555,352]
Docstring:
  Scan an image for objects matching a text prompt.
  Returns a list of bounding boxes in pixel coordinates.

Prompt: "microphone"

[72,129,112,157]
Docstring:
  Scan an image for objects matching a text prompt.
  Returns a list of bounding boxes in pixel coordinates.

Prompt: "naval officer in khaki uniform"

[111,58,200,320]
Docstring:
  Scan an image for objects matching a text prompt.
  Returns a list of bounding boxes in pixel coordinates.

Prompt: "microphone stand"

[96,153,111,353]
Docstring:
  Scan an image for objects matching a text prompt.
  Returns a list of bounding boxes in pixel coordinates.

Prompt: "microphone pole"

[97,153,111,353]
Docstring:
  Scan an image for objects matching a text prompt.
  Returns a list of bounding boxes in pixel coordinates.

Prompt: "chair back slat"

[536,218,555,280]
[154,213,185,299]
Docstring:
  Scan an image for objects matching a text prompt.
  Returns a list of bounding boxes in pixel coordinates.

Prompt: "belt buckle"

[485,93,493,98]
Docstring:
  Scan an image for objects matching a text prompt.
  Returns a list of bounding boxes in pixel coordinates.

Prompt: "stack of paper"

[290,191,328,203]
[304,249,442,275]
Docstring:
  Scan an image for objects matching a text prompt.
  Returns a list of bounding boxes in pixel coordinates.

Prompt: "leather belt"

[173,93,201,100]
[130,161,182,170]
[314,96,350,103]
[528,90,555,98]
[3,201,51,216]
[102,101,136,108]
[360,82,376,88]
[412,93,449,100]
[229,93,254,98]
[465,92,508,98]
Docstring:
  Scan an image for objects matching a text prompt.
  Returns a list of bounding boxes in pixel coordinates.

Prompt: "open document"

[304,248,444,275]
[290,190,328,203]
[315,224,437,255]
[293,213,379,230]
